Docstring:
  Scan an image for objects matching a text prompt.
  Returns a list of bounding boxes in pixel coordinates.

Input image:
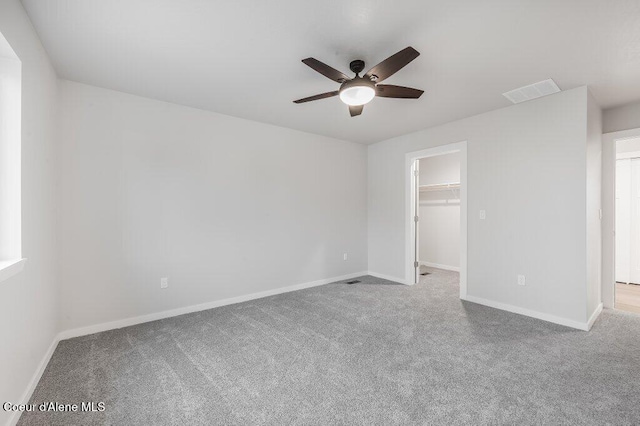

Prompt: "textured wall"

[369,87,590,324]
[57,80,368,331]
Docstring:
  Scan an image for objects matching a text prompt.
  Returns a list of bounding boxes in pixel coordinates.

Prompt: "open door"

[616,159,631,284]
[631,159,640,284]
[616,157,640,285]
[413,159,420,284]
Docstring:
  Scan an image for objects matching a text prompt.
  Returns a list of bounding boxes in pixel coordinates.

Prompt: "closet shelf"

[419,182,460,192]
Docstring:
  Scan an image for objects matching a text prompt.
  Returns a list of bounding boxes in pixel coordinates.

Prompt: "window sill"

[0,258,26,283]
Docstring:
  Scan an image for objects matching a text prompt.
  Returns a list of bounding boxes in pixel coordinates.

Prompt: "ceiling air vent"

[503,79,560,104]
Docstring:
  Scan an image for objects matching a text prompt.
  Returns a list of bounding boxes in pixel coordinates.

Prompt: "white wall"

[603,101,640,134]
[57,80,368,331]
[419,152,461,186]
[369,87,595,326]
[418,153,460,270]
[586,90,602,318]
[0,1,59,425]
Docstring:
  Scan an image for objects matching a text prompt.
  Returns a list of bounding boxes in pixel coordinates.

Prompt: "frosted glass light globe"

[339,85,375,106]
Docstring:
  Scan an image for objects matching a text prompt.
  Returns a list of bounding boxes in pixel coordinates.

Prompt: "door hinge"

[414,261,419,268]
[414,215,419,222]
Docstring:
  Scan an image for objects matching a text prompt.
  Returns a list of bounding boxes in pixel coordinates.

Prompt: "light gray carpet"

[17,269,640,425]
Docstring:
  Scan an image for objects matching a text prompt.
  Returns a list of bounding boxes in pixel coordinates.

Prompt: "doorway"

[603,130,640,313]
[417,153,461,274]
[405,142,467,298]
[614,140,640,314]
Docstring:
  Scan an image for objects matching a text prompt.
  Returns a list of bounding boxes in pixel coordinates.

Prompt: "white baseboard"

[58,270,368,341]
[7,336,59,426]
[366,271,409,285]
[462,295,593,331]
[419,261,460,272]
[587,303,603,330]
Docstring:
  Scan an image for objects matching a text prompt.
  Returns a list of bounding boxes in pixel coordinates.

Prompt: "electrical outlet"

[343,253,348,261]
[517,275,525,286]
[160,277,168,289]
[479,210,486,220]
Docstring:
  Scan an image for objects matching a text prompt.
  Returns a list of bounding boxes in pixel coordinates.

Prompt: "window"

[0,32,24,283]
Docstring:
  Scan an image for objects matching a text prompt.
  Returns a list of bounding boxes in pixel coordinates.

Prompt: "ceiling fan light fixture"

[339,77,376,106]
[339,85,375,106]
[294,47,423,116]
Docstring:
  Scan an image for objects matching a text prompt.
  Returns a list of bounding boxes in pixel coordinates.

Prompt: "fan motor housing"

[339,76,376,93]
[349,60,365,74]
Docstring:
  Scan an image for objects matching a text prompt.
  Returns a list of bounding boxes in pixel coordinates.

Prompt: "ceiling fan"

[293,46,424,117]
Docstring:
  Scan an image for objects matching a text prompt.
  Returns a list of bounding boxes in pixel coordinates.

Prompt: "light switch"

[479,210,486,220]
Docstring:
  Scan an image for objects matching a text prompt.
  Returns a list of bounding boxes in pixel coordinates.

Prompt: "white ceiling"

[20,0,640,144]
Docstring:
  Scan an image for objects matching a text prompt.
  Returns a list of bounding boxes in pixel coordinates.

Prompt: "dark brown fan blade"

[349,105,363,117]
[293,91,339,104]
[302,58,350,83]
[364,47,420,83]
[376,85,424,99]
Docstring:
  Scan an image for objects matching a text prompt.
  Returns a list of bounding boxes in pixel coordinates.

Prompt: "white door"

[630,159,640,284]
[616,159,631,283]
[413,159,420,284]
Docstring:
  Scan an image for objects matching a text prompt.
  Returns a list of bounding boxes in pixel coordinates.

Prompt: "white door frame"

[602,128,640,308]
[412,159,420,284]
[405,141,467,299]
